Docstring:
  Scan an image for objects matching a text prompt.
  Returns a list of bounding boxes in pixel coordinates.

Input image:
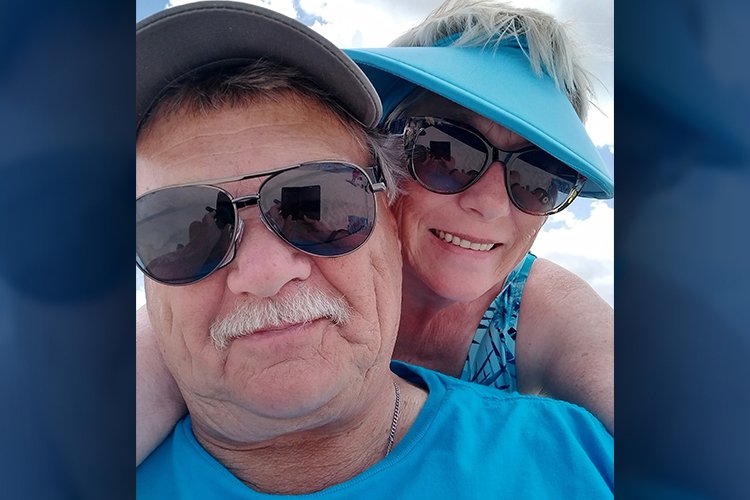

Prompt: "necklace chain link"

[385,381,401,456]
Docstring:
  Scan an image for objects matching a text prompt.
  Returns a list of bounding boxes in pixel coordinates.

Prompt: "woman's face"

[393,93,547,303]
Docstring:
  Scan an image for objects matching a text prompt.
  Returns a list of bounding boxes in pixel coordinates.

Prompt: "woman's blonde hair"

[390,0,595,120]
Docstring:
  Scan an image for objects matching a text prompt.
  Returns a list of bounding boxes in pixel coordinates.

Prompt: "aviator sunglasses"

[393,117,586,216]
[136,161,386,285]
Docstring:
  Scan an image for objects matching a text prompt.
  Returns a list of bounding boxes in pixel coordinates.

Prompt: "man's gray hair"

[137,60,404,202]
[390,0,595,120]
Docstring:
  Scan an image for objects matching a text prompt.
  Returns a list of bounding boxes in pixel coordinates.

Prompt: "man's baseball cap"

[346,44,613,199]
[136,1,382,132]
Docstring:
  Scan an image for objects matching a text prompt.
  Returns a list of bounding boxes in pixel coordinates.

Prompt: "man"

[136,2,613,498]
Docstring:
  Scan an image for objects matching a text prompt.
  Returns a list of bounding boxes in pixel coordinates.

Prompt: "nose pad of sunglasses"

[225,213,297,259]
[215,218,244,269]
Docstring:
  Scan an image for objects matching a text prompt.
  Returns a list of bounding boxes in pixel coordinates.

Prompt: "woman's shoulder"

[523,257,608,312]
[515,257,613,396]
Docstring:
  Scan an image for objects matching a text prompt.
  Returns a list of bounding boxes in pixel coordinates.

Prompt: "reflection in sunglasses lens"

[508,151,579,214]
[412,124,487,193]
[136,187,236,284]
[259,164,375,257]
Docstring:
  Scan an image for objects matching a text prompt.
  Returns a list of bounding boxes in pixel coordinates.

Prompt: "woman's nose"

[456,162,512,221]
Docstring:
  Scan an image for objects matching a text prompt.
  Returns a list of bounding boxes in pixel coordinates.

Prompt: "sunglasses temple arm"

[364,165,387,192]
[385,117,408,134]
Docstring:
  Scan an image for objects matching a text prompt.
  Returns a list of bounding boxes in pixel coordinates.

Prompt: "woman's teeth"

[433,230,495,251]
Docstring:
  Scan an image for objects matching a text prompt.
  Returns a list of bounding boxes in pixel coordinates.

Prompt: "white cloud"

[143,0,614,307]
[493,0,614,145]
[586,100,614,147]
[165,0,431,49]
[531,200,614,307]
[315,0,614,144]
[165,0,614,147]
[301,0,444,48]
[168,0,297,18]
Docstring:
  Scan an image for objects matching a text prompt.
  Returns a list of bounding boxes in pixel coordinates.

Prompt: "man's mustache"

[210,284,351,349]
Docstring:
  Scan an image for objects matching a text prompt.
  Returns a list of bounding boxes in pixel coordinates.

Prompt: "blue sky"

[136,0,614,306]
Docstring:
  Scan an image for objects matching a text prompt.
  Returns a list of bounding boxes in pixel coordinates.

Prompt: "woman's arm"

[136,306,187,465]
[516,258,614,434]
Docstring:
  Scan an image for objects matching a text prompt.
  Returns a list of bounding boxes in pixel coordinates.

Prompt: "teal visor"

[346,45,613,199]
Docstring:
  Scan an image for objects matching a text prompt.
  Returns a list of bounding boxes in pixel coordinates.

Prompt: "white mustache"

[210,285,351,349]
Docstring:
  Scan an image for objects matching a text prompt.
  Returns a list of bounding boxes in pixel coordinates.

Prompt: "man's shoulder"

[393,360,612,442]
[136,418,195,498]
[392,361,613,496]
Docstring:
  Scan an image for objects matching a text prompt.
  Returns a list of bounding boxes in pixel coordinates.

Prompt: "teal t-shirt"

[137,362,613,499]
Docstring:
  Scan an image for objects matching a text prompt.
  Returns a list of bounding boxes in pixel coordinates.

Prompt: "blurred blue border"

[616,0,750,498]
[0,0,133,497]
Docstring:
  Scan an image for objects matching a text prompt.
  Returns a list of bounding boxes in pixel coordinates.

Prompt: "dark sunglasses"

[393,117,586,216]
[136,161,386,285]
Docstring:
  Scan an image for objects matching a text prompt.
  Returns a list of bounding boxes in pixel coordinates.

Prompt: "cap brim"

[346,46,613,199]
[137,1,381,131]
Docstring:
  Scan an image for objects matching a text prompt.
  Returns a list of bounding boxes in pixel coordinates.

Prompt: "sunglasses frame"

[136,161,387,286]
[394,116,587,216]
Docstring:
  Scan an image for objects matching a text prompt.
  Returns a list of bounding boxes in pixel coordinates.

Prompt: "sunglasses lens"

[507,151,582,215]
[136,186,235,284]
[259,163,376,256]
[410,123,488,193]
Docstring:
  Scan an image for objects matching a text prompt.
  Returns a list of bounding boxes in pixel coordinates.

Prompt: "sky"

[136,0,614,307]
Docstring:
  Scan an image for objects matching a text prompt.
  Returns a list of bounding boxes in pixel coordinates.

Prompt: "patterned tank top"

[459,252,536,392]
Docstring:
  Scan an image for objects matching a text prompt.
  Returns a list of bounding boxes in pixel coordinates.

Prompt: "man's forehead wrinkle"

[145,122,284,158]
[155,115,351,148]
[146,127,350,177]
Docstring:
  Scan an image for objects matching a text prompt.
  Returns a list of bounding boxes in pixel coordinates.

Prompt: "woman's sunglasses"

[136,161,386,285]
[394,117,586,216]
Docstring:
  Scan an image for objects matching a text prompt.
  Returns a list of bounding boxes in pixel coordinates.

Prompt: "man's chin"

[229,368,352,421]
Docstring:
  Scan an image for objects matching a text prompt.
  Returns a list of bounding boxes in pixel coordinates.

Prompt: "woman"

[137,0,613,464]
[348,0,614,424]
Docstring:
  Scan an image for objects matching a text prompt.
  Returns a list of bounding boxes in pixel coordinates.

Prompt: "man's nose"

[225,217,312,297]
[457,162,512,220]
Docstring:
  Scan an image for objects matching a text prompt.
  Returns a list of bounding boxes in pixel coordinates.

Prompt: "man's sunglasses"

[136,161,386,285]
[394,117,586,216]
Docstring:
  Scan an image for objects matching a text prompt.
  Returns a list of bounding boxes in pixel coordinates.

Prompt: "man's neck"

[191,376,427,495]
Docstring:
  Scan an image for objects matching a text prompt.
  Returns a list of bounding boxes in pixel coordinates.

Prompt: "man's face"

[136,96,402,442]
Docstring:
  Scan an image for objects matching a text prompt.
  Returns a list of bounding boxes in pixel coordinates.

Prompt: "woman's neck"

[395,270,506,377]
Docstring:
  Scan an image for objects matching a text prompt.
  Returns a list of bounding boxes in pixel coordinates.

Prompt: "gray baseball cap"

[136,1,382,132]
